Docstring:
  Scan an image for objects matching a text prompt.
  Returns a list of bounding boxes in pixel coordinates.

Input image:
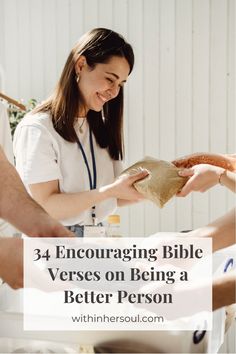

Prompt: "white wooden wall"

[0,0,235,237]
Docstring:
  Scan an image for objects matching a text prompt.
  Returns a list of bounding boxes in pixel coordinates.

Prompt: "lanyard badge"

[83,225,106,237]
[77,128,97,225]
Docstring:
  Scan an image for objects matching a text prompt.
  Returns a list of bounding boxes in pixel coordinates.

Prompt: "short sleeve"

[13,124,62,185]
[113,159,124,178]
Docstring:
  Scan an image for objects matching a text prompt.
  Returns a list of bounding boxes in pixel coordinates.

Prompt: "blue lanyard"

[76,128,97,223]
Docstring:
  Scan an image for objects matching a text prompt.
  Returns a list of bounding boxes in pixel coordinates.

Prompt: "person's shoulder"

[18,111,53,130]
[20,110,51,125]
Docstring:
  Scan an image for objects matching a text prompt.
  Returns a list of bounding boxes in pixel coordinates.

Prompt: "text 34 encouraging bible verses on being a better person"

[23,237,212,331]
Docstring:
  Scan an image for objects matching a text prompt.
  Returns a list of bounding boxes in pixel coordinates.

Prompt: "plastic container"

[106,215,122,237]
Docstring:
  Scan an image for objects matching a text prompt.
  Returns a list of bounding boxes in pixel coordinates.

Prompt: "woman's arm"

[117,199,145,207]
[29,170,148,220]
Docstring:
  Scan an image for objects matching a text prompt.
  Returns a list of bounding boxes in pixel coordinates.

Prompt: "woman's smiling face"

[75,55,130,116]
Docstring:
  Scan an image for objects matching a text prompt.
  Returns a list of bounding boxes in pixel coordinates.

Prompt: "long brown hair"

[33,28,134,160]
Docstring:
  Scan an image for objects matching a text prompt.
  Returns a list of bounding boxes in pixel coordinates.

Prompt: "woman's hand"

[107,170,149,201]
[177,164,224,197]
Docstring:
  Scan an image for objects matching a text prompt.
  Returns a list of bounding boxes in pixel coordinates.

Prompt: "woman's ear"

[75,55,87,74]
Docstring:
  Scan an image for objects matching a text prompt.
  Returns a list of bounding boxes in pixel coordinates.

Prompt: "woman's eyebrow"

[105,72,127,83]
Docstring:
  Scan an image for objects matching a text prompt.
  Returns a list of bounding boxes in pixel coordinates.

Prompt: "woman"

[13,28,147,236]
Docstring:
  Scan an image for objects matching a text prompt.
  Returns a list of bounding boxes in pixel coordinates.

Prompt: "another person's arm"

[0,146,72,237]
[213,270,236,310]
[188,208,235,252]
[217,169,236,192]
[177,164,236,196]
[178,209,236,310]
[173,152,236,171]
[191,207,236,309]
[0,237,23,289]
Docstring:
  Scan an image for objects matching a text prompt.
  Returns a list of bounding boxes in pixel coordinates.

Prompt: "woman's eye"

[106,78,114,84]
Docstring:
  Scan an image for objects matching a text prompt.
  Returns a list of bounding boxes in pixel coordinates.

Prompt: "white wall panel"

[128,0,145,236]
[159,0,176,231]
[113,0,128,36]
[192,0,210,228]
[3,0,19,98]
[98,0,113,28]
[0,0,5,75]
[0,0,235,236]
[84,0,98,31]
[227,0,236,209]
[56,0,70,76]
[227,0,236,154]
[226,0,235,210]
[143,0,161,236]
[30,0,44,101]
[175,0,193,232]
[209,0,228,221]
[113,0,130,237]
[69,0,84,45]
[18,0,31,101]
[42,0,57,97]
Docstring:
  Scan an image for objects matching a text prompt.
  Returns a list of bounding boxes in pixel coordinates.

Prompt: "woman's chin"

[91,105,103,112]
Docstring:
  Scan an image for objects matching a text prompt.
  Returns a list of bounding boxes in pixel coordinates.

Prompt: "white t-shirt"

[13,112,123,226]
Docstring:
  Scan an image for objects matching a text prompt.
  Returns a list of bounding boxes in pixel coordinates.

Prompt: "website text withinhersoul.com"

[71,313,164,324]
